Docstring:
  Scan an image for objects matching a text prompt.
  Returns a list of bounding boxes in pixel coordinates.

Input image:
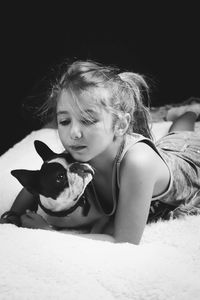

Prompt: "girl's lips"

[70,145,87,151]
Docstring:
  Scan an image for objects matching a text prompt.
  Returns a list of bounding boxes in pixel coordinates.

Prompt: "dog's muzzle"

[69,162,94,177]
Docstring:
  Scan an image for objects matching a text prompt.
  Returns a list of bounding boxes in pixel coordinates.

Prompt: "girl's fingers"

[26,209,33,214]
[25,210,36,218]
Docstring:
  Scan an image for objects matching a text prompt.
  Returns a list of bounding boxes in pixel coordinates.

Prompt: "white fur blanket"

[0,123,200,299]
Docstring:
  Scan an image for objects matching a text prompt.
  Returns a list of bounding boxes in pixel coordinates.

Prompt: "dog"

[7,140,107,231]
[0,140,111,233]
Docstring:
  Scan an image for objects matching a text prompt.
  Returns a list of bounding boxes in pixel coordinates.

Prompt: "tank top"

[89,133,173,217]
[90,132,200,217]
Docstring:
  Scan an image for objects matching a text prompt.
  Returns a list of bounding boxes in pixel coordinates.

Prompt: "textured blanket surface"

[0,215,200,300]
[0,119,200,299]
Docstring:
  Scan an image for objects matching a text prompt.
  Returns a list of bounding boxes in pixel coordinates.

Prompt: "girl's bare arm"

[10,187,38,214]
[0,188,39,226]
[113,143,162,244]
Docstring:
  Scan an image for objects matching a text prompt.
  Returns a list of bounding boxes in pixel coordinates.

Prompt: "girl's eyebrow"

[57,111,69,116]
[57,109,99,117]
[84,109,99,116]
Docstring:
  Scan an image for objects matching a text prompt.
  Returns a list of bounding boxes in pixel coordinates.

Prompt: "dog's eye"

[56,173,66,183]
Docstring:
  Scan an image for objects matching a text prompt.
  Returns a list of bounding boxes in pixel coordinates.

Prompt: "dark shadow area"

[0,3,199,154]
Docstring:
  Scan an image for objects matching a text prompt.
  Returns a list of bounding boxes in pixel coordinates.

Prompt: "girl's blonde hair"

[39,60,152,139]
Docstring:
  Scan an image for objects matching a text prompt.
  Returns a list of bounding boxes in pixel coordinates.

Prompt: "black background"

[1,2,200,154]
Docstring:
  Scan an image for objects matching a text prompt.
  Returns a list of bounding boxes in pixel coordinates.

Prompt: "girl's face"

[56,90,116,162]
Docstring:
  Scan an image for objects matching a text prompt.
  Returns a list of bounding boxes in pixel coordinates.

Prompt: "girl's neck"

[89,136,124,176]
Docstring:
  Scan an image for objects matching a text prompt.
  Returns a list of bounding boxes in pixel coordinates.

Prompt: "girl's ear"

[115,113,131,136]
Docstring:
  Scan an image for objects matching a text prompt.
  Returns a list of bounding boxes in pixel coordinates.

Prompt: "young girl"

[1,60,200,244]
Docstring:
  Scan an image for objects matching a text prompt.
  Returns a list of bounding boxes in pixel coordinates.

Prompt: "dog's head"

[11,140,94,216]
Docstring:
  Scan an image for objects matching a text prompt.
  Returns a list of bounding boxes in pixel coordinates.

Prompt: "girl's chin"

[70,151,91,162]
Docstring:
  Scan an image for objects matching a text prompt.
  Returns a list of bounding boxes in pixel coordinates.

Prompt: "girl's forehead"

[57,89,108,114]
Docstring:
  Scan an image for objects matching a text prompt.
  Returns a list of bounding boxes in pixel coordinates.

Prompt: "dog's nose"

[69,163,94,176]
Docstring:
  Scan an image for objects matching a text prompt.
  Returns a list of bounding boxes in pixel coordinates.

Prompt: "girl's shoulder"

[119,134,168,184]
[122,133,159,166]
[122,141,159,173]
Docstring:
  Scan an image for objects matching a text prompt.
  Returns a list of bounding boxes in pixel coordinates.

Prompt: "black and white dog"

[9,140,103,230]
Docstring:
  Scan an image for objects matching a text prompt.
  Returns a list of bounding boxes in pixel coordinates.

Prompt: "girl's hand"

[0,218,9,224]
[21,211,51,230]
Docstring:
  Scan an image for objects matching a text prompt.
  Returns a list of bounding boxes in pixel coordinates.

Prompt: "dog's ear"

[11,169,40,194]
[34,140,57,162]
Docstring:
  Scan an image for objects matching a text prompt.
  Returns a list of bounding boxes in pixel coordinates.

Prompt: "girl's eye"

[57,117,98,126]
[80,118,98,126]
[58,119,71,126]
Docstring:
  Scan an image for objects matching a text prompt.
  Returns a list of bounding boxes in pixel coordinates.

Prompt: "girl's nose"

[70,123,82,140]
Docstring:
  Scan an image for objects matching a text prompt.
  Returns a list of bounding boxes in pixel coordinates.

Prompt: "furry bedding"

[0,107,200,299]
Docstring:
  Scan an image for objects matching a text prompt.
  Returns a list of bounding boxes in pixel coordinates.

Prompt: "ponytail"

[118,72,152,139]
